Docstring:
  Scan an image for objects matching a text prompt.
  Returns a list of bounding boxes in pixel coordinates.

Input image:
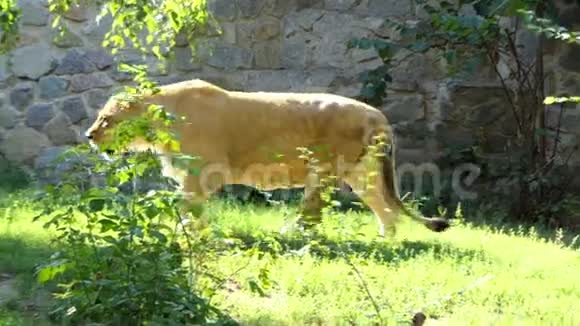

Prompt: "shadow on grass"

[463,214,580,249]
[0,237,53,276]
[224,230,487,264]
[0,234,57,325]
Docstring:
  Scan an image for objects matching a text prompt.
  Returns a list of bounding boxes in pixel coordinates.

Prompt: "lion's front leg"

[176,159,231,227]
[296,172,338,229]
[298,184,324,227]
[178,173,223,232]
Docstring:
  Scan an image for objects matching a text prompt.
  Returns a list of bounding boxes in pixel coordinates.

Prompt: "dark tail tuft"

[424,217,451,232]
[377,130,451,234]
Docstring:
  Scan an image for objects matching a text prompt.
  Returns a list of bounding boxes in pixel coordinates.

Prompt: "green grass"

[1,195,579,325]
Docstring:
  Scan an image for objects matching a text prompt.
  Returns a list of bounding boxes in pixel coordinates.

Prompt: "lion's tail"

[380,135,450,233]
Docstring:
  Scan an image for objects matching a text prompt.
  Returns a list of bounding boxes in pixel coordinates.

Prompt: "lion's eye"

[101,119,109,128]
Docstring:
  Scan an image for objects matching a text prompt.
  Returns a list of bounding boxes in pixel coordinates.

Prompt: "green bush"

[0,155,31,192]
[32,99,236,325]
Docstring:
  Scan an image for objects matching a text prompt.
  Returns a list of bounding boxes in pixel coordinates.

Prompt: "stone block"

[238,0,266,18]
[219,22,237,44]
[559,44,580,74]
[325,0,359,11]
[281,35,309,68]
[242,70,308,91]
[382,95,425,124]
[34,145,103,187]
[115,50,144,65]
[314,36,349,68]
[110,51,167,78]
[110,66,133,82]
[312,12,377,68]
[186,72,246,90]
[39,76,70,100]
[174,47,202,72]
[0,107,18,129]
[53,28,84,48]
[63,3,88,22]
[0,56,11,86]
[263,0,297,17]
[34,145,70,175]
[545,106,562,129]
[0,127,51,163]
[55,49,97,75]
[85,89,111,110]
[254,41,282,69]
[333,84,362,98]
[203,44,254,70]
[395,148,436,165]
[12,30,42,48]
[82,13,112,44]
[44,114,78,145]
[26,103,54,130]
[256,18,281,41]
[561,112,580,133]
[80,111,97,132]
[10,82,35,110]
[393,121,432,140]
[296,0,324,10]
[302,68,338,91]
[60,96,88,124]
[146,59,169,76]
[19,0,49,26]
[351,47,380,64]
[236,22,255,46]
[109,52,141,81]
[443,86,509,125]
[284,9,324,34]
[174,33,189,47]
[368,0,412,17]
[394,135,427,150]
[435,124,476,149]
[11,45,55,80]
[69,73,114,93]
[153,75,192,87]
[208,0,238,21]
[553,1,580,28]
[559,73,580,95]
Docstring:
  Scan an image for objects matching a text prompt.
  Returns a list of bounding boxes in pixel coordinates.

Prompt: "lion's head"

[85,95,144,153]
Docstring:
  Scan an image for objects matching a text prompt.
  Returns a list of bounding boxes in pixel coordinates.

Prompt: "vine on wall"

[350,0,580,223]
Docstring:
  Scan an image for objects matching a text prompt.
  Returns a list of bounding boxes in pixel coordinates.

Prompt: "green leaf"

[36,260,73,284]
[89,198,106,212]
[149,230,168,243]
[444,49,457,64]
[360,85,377,99]
[98,218,118,233]
[544,96,580,104]
[248,280,267,297]
[188,202,204,218]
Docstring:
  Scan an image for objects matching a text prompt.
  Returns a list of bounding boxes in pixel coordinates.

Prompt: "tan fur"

[86,79,449,236]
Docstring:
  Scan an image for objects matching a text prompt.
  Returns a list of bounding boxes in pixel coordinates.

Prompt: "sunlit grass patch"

[203,202,580,325]
[1,192,579,325]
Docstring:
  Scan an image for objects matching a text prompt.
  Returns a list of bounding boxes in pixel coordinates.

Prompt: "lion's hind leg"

[343,155,401,237]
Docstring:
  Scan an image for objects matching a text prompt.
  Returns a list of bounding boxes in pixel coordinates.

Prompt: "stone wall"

[1,0,580,174]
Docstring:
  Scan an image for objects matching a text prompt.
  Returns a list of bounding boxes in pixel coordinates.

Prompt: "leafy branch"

[47,0,211,63]
[0,0,20,54]
[519,8,580,44]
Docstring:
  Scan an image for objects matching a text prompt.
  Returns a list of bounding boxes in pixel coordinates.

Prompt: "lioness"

[85,79,450,236]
